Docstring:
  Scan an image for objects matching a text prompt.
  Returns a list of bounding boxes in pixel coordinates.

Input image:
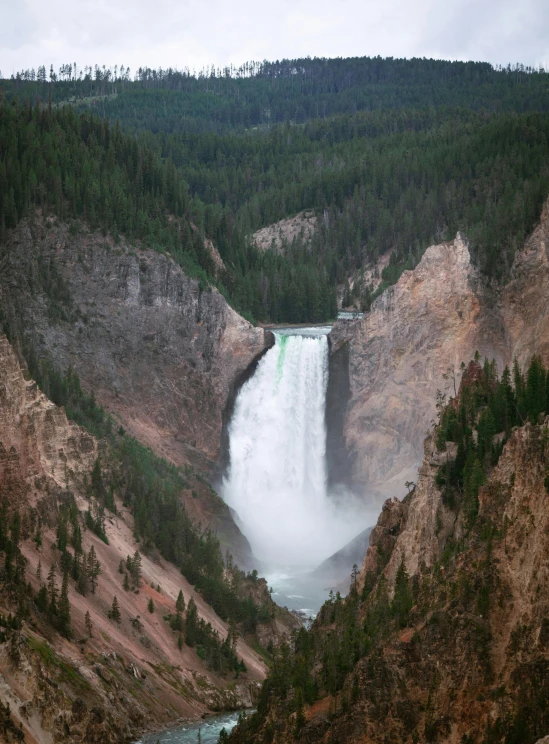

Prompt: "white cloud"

[1,0,548,78]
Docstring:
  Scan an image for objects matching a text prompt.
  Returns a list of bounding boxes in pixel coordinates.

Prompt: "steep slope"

[0,217,273,563]
[311,528,373,586]
[330,196,549,503]
[0,217,268,469]
[229,363,549,744]
[0,333,297,743]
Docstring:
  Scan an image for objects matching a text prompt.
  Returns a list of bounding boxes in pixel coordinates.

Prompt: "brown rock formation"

[0,218,268,473]
[330,198,549,503]
[0,333,97,507]
[0,218,271,560]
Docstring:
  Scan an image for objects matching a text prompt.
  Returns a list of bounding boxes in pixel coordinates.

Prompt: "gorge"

[2,55,549,744]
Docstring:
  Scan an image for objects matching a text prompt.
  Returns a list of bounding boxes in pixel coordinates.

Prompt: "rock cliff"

[330,198,549,503]
[0,333,98,507]
[0,217,268,472]
[0,217,271,561]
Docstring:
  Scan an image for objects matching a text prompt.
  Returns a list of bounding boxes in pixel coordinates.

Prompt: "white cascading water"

[223,330,361,567]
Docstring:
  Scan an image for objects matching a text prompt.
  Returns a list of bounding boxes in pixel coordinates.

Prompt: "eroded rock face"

[331,200,549,505]
[0,333,97,506]
[0,219,269,474]
[358,434,460,593]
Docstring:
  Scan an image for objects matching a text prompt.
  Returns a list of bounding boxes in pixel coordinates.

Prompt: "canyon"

[230,365,549,743]
[1,199,549,744]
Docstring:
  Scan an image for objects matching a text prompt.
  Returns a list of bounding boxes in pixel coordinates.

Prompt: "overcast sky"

[1,0,549,78]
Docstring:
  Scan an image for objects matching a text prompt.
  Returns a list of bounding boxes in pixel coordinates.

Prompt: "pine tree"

[35,585,48,613]
[85,610,93,637]
[36,560,42,584]
[148,598,154,614]
[58,571,72,637]
[90,457,104,498]
[131,551,142,588]
[108,596,121,623]
[47,564,58,616]
[392,558,412,628]
[56,517,68,552]
[123,573,130,591]
[294,687,306,734]
[77,554,89,596]
[87,545,101,593]
[463,450,484,525]
[176,589,185,613]
[186,597,198,646]
[526,355,546,422]
[72,524,82,554]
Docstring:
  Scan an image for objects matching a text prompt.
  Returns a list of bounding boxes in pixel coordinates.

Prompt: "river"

[136,710,251,744]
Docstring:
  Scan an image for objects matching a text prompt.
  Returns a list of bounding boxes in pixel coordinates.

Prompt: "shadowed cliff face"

[0,219,271,563]
[0,218,268,476]
[330,199,549,505]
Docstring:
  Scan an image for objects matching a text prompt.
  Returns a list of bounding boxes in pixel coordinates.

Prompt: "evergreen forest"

[2,56,549,322]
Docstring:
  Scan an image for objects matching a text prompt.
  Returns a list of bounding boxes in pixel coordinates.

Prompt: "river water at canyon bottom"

[136,711,252,743]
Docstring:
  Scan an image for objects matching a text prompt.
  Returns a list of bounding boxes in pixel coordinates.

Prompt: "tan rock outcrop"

[331,199,549,504]
[358,434,460,592]
[251,211,317,253]
[0,333,97,506]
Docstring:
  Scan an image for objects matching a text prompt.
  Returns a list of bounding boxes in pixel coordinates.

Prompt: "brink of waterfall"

[222,329,363,567]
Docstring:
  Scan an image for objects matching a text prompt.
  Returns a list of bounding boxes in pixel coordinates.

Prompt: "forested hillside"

[2,57,549,322]
[5,57,549,133]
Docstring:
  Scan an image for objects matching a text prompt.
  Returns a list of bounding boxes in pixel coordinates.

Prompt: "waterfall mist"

[222,330,369,567]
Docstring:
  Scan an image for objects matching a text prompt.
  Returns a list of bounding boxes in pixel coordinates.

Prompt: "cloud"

[1,0,548,78]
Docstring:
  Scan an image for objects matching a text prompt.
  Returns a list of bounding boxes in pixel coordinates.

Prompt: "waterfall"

[223,330,359,567]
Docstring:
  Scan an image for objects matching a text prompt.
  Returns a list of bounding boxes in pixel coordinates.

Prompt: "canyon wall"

[0,218,273,562]
[330,198,549,504]
[0,331,300,743]
[230,380,549,744]
[0,218,269,474]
